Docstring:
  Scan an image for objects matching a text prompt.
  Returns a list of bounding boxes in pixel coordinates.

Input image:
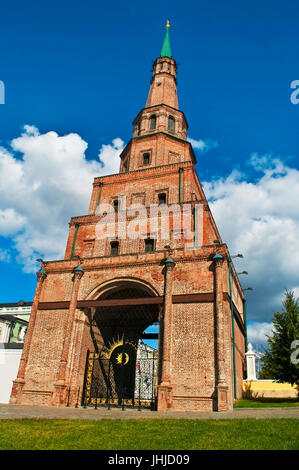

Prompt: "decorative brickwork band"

[158,257,175,410]
[10,269,47,403]
[53,267,84,405]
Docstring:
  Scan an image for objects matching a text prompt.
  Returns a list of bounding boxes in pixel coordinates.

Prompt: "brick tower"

[11,22,246,411]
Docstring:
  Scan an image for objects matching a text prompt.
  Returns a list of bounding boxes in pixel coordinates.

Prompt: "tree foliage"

[259,290,299,386]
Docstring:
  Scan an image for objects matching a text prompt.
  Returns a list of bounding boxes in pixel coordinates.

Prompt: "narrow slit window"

[149,115,156,130]
[110,241,119,256]
[145,239,154,253]
[113,199,119,213]
[143,153,150,165]
[168,115,175,132]
[158,193,167,205]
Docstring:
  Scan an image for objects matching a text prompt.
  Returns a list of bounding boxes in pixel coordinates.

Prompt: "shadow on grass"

[234,397,299,408]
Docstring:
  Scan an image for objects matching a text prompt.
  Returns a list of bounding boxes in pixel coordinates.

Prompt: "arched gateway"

[82,278,161,409]
[10,23,246,412]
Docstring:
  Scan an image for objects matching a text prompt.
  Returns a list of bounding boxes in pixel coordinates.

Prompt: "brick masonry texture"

[10,43,246,412]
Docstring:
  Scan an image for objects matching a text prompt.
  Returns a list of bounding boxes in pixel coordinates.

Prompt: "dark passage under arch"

[82,281,160,409]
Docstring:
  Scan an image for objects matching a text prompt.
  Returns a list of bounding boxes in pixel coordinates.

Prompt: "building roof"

[0,301,32,308]
[0,314,29,325]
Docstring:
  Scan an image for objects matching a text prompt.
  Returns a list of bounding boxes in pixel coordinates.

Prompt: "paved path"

[0,404,298,421]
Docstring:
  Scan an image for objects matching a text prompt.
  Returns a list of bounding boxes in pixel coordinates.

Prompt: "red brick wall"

[20,310,67,405]
[170,302,215,411]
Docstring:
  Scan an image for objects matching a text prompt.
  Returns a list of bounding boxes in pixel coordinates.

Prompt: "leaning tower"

[11,22,246,412]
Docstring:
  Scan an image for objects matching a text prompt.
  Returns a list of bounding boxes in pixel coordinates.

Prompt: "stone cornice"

[132,104,189,129]
[39,244,228,273]
[93,160,195,186]
[132,130,189,145]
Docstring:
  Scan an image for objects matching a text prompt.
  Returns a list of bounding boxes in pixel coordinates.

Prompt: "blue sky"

[0,0,299,347]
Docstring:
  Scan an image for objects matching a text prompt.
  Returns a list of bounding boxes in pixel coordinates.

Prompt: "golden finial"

[166,19,170,29]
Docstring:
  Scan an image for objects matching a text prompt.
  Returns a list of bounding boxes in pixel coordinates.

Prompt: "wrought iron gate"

[82,349,158,410]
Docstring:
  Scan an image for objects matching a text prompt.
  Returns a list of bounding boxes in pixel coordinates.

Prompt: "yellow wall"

[243,380,298,398]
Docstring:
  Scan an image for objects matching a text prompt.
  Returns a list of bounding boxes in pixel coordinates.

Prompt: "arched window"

[149,115,156,130]
[168,116,175,132]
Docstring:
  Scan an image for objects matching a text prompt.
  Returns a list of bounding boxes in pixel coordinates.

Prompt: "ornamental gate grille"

[82,348,158,410]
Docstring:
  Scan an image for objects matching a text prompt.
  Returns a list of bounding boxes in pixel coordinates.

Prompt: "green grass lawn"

[234,398,299,408]
[0,418,298,450]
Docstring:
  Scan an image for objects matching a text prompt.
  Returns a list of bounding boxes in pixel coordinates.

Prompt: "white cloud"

[98,138,125,176]
[0,249,11,264]
[247,322,273,346]
[1,125,298,350]
[292,287,299,298]
[0,126,124,272]
[22,124,39,137]
[203,154,299,325]
[188,137,218,153]
[0,208,26,236]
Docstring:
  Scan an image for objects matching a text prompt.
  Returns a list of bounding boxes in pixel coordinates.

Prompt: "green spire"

[160,20,172,58]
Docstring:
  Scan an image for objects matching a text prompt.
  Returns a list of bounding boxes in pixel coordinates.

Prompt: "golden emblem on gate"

[116,352,129,365]
[101,335,138,360]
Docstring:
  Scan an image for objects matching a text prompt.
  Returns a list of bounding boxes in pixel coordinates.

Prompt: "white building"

[0,301,31,403]
[135,341,158,403]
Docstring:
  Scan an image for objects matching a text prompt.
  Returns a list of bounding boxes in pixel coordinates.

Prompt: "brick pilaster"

[52,267,84,406]
[214,255,229,411]
[10,269,47,404]
[158,258,175,410]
